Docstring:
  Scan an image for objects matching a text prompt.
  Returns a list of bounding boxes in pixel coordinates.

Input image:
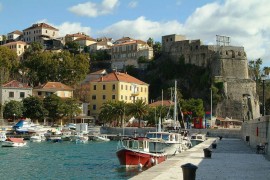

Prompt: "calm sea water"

[0,140,140,180]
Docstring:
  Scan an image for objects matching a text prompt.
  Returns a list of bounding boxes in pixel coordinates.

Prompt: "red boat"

[116,137,167,168]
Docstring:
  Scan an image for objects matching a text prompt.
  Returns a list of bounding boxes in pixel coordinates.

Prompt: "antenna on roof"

[216,35,230,46]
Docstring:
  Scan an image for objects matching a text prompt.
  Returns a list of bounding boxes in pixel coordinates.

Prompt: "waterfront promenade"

[131,137,270,180]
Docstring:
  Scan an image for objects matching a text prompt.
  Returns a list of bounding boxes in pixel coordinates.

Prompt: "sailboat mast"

[174,80,177,129]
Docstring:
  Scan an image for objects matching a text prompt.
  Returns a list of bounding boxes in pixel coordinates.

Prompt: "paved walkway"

[130,138,270,180]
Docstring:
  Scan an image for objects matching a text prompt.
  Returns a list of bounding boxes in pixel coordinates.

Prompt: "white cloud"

[98,16,183,41]
[56,22,91,37]
[128,1,137,8]
[68,0,119,17]
[36,19,91,37]
[183,0,270,64]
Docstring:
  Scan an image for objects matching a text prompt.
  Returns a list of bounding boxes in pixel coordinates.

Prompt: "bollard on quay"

[203,148,212,158]
[212,142,217,149]
[181,163,198,180]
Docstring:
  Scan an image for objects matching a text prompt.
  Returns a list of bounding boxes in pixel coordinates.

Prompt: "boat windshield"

[191,136,196,139]
[146,133,162,139]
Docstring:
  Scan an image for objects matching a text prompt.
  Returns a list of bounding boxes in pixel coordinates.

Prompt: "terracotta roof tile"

[34,82,73,90]
[2,80,31,88]
[3,41,27,46]
[65,33,89,38]
[74,36,96,41]
[91,72,148,85]
[9,30,23,35]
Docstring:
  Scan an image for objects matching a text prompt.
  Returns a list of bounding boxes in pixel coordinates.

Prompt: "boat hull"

[2,141,26,147]
[116,148,167,168]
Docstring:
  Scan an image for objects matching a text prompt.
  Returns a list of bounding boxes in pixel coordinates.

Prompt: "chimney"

[100,77,103,81]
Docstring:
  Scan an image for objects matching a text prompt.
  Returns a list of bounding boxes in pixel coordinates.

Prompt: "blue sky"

[1,0,270,66]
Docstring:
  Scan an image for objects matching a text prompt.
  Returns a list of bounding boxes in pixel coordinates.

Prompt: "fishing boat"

[190,133,206,146]
[2,138,27,147]
[92,134,110,142]
[71,133,89,143]
[116,137,167,168]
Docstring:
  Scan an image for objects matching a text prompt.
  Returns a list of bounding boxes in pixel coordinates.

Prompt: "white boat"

[190,133,206,146]
[30,133,46,142]
[71,133,89,143]
[0,131,7,142]
[2,138,27,147]
[92,134,110,142]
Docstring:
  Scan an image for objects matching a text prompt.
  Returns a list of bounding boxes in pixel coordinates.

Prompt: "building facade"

[89,72,149,118]
[2,41,28,57]
[111,37,153,70]
[23,23,59,44]
[33,82,73,99]
[0,80,32,105]
[7,30,23,42]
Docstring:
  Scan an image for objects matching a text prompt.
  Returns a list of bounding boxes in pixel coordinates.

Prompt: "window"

[103,85,106,90]
[93,105,96,110]
[112,84,116,90]
[125,85,128,90]
[20,92,25,98]
[141,87,143,92]
[93,85,96,90]
[112,95,116,99]
[45,92,52,96]
[121,95,123,100]
[103,95,106,100]
[121,85,123,90]
[9,92,14,98]
[125,96,127,100]
[38,91,42,96]
[92,95,96,100]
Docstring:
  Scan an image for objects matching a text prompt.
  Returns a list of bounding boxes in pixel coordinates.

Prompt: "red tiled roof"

[91,72,148,85]
[23,23,59,31]
[149,100,174,107]
[115,37,134,42]
[34,82,73,90]
[113,40,147,46]
[2,80,31,88]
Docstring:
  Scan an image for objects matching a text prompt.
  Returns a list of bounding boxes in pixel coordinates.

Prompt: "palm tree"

[263,66,270,78]
[114,101,127,128]
[128,99,149,128]
[99,101,116,126]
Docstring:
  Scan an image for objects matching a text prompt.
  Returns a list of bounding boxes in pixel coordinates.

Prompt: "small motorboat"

[0,131,7,142]
[30,133,46,142]
[2,138,27,147]
[93,134,110,142]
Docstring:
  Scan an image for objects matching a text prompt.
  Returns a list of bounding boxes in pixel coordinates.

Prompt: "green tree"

[43,94,63,124]
[22,96,47,122]
[147,37,154,47]
[0,46,18,82]
[99,101,117,126]
[248,58,262,83]
[114,101,127,127]
[127,99,149,128]
[61,98,81,123]
[3,100,24,120]
[181,98,205,118]
[153,41,162,59]
[64,41,80,54]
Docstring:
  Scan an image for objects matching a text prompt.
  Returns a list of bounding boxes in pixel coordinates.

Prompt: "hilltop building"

[89,71,149,118]
[7,30,23,42]
[111,37,153,70]
[2,41,28,58]
[162,34,260,121]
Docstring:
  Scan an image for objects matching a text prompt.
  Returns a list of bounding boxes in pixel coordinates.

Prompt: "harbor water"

[0,140,140,180]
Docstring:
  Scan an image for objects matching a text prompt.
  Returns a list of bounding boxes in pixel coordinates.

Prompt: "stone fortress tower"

[162,34,260,121]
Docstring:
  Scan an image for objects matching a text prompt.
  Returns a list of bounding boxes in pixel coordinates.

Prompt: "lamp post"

[13,113,16,123]
[262,75,266,116]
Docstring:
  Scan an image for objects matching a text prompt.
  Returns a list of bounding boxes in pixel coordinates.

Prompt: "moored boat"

[116,137,167,168]
[92,134,110,142]
[0,131,7,142]
[30,133,46,142]
[2,138,27,147]
[190,133,206,146]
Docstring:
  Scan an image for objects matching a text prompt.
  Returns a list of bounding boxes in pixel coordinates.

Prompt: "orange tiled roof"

[91,72,148,85]
[90,69,107,75]
[149,100,174,107]
[115,37,134,42]
[34,82,73,90]
[24,23,59,31]
[113,40,147,47]
[2,80,31,88]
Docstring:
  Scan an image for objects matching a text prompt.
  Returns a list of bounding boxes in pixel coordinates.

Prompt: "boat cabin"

[122,137,149,152]
[146,132,181,143]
